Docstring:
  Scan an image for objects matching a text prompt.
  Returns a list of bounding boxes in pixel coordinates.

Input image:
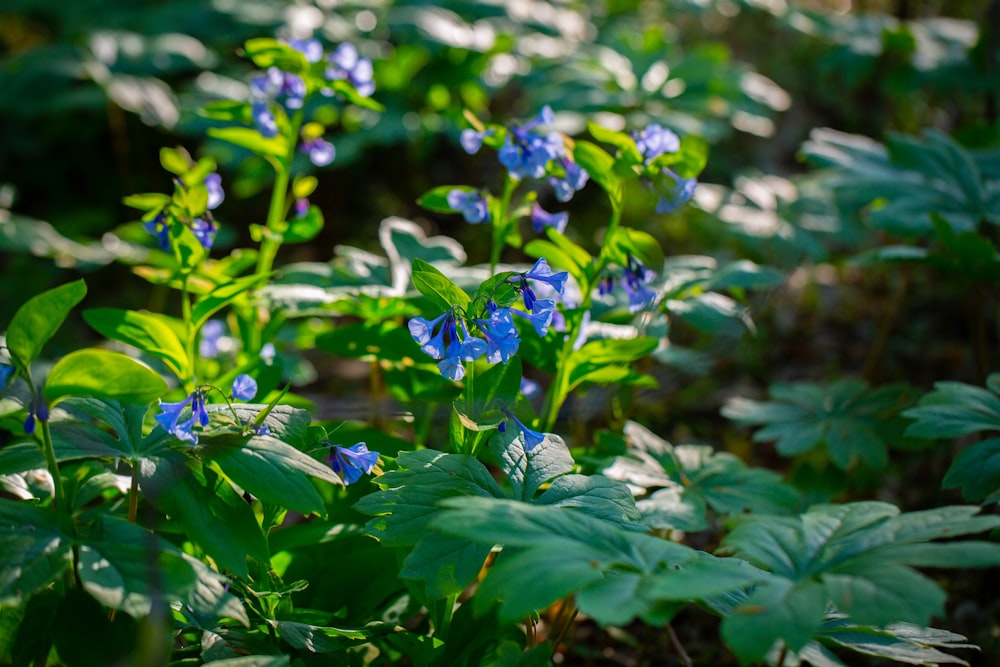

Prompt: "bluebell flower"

[548,158,589,202]
[475,308,520,364]
[143,213,170,250]
[530,203,568,234]
[620,255,658,312]
[0,363,13,387]
[632,123,680,161]
[326,43,375,97]
[288,37,324,63]
[329,442,379,485]
[295,197,309,218]
[408,310,454,360]
[231,375,258,401]
[261,343,277,361]
[155,390,209,444]
[500,408,545,451]
[301,136,336,166]
[498,106,564,180]
[513,303,554,337]
[205,173,224,210]
[200,319,225,359]
[251,68,306,110]
[460,128,493,154]
[653,173,697,214]
[520,377,540,399]
[446,189,490,224]
[252,101,279,138]
[191,217,217,250]
[524,258,568,296]
[23,392,48,436]
[253,423,271,437]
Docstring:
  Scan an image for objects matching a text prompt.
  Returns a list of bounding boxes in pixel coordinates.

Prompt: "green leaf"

[43,349,166,406]
[207,127,289,159]
[717,502,1000,662]
[489,427,574,502]
[411,258,470,310]
[205,435,340,517]
[159,147,190,175]
[6,279,86,369]
[418,185,469,213]
[565,337,658,392]
[139,454,268,578]
[83,308,190,380]
[941,437,1000,502]
[192,274,270,330]
[606,227,664,273]
[355,449,505,598]
[122,192,170,212]
[573,141,622,209]
[904,377,1000,439]
[243,37,308,71]
[78,515,248,625]
[284,205,324,244]
[0,500,74,606]
[723,379,916,470]
[818,618,973,666]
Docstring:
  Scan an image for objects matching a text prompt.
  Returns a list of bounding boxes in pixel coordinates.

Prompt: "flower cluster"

[599,254,658,313]
[249,38,374,168]
[408,258,569,381]
[461,106,589,203]
[328,441,380,485]
[143,172,224,252]
[155,374,263,445]
[630,123,697,214]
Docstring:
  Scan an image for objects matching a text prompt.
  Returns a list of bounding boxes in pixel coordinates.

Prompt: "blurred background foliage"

[1,0,996,362]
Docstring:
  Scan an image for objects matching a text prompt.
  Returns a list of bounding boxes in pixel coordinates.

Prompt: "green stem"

[430,594,458,642]
[39,418,65,511]
[128,463,140,523]
[181,274,196,393]
[255,110,305,280]
[462,361,476,456]
[540,204,622,431]
[489,176,517,273]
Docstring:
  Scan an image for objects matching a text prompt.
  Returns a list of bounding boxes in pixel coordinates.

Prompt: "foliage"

[2,1,999,666]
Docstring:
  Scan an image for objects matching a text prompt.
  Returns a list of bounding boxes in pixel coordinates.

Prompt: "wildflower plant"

[3,18,1000,667]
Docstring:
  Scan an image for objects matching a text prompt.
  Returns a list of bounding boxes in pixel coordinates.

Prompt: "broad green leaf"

[418,185,470,213]
[78,515,248,625]
[903,377,1000,439]
[573,140,622,209]
[0,500,74,606]
[606,227,664,272]
[723,379,916,470]
[139,453,268,578]
[206,657,290,667]
[355,449,505,598]
[192,274,271,330]
[565,337,658,392]
[284,205,324,244]
[717,502,1000,662]
[818,618,973,666]
[83,308,189,379]
[941,437,1000,502]
[410,258,470,310]
[533,474,644,528]
[315,322,420,362]
[205,435,340,517]
[6,279,86,369]
[207,127,288,159]
[43,349,166,406]
[122,192,170,211]
[666,292,747,335]
[489,427,574,502]
[603,421,799,530]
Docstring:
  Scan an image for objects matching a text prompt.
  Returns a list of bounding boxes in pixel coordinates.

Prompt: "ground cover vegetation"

[1,0,999,665]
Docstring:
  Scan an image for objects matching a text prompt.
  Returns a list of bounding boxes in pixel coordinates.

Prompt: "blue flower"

[326,43,375,97]
[329,442,379,485]
[620,255,658,312]
[408,310,454,360]
[524,258,568,296]
[632,124,680,161]
[653,173,697,214]
[446,189,490,224]
[252,101,278,138]
[475,308,520,364]
[497,106,564,180]
[548,158,589,202]
[251,68,306,111]
[460,128,493,154]
[23,392,48,436]
[231,375,258,401]
[288,37,324,63]
[500,408,545,451]
[520,377,541,399]
[143,213,170,250]
[301,136,336,166]
[0,363,13,387]
[200,319,225,359]
[155,390,209,444]
[513,302,554,337]
[530,203,568,234]
[191,217,217,250]
[205,172,224,210]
